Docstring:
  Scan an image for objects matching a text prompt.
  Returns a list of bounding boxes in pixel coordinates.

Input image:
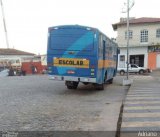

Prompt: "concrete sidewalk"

[120,73,160,136]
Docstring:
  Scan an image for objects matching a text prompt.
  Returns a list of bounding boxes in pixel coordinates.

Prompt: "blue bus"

[47,25,119,90]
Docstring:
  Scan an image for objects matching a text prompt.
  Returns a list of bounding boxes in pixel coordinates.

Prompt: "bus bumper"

[49,75,96,83]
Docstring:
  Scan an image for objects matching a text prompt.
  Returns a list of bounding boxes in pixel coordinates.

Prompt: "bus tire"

[108,78,113,84]
[113,70,116,77]
[104,71,107,83]
[66,81,79,89]
[83,82,89,85]
[95,83,104,90]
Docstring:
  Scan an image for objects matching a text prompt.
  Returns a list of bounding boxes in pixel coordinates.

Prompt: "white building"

[112,17,160,70]
[0,48,35,67]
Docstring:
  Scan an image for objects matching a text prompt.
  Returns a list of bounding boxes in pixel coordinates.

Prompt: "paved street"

[0,75,128,133]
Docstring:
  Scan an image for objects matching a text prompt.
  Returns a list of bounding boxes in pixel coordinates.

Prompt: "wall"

[117,23,160,47]
[22,62,46,74]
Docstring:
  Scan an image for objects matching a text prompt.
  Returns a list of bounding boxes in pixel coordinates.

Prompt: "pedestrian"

[31,65,35,74]
[34,66,37,74]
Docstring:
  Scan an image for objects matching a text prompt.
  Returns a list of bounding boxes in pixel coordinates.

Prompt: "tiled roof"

[112,17,160,30]
[0,48,35,56]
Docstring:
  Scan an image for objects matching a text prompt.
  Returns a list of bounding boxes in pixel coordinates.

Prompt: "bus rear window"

[49,29,94,51]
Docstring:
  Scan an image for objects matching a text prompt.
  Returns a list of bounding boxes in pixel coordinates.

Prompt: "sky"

[0,0,160,55]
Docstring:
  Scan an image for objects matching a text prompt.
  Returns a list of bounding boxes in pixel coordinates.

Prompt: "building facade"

[0,48,35,67]
[112,17,160,70]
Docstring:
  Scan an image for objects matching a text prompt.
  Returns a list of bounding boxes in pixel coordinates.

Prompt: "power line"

[0,0,9,48]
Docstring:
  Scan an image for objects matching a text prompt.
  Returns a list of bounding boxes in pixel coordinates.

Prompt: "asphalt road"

[0,75,128,133]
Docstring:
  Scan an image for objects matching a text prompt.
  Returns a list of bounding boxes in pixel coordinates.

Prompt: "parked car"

[117,64,151,75]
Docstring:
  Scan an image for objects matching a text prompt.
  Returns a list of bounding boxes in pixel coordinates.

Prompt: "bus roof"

[48,25,118,46]
[48,25,98,32]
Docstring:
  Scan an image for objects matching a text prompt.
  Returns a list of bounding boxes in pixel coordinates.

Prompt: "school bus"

[47,25,119,90]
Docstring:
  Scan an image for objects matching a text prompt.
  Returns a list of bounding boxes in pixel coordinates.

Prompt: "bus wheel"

[104,71,107,83]
[108,78,113,84]
[95,83,104,90]
[82,82,89,85]
[65,81,79,89]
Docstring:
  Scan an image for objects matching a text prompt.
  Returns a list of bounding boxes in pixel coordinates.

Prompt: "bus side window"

[106,40,110,58]
[99,35,103,56]
[103,40,106,59]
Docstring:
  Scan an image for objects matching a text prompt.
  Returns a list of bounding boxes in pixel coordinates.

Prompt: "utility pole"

[126,0,129,80]
[126,0,134,80]
[0,0,9,48]
[122,0,134,85]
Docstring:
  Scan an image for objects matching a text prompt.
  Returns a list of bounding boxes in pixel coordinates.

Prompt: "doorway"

[130,55,144,67]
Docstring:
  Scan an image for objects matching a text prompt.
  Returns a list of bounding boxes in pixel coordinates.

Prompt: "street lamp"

[126,0,134,80]
[126,0,130,80]
[122,0,134,85]
[0,0,9,49]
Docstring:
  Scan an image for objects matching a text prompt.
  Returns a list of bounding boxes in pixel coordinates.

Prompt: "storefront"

[118,47,148,68]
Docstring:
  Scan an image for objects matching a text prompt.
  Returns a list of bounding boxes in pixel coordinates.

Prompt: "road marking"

[121,126,160,131]
[123,117,160,122]
[125,98,160,101]
[126,97,160,100]
[131,88,159,90]
[124,109,160,113]
[127,93,160,95]
[129,90,159,92]
[131,89,152,91]
[122,121,160,128]
[124,106,160,110]
[124,101,160,104]
[124,103,160,107]
[123,113,160,118]
[132,76,154,80]
[131,87,153,89]
[121,74,160,132]
[127,95,160,98]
